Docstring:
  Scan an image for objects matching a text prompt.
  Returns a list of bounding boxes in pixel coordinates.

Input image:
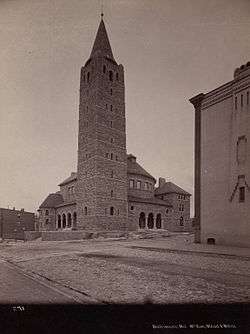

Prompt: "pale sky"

[0,0,250,215]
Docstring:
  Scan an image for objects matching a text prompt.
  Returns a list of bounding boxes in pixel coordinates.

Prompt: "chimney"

[159,177,166,188]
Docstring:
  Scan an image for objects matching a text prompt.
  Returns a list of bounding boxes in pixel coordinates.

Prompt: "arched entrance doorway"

[57,215,61,229]
[147,213,154,229]
[156,213,162,229]
[139,212,146,229]
[62,214,66,228]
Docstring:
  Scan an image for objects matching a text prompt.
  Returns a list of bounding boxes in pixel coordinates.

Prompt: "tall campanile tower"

[76,17,128,231]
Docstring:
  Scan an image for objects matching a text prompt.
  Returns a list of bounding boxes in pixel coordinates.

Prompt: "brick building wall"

[190,62,250,247]
[0,208,35,239]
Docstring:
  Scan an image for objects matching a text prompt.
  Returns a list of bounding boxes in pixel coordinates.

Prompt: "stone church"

[38,17,191,233]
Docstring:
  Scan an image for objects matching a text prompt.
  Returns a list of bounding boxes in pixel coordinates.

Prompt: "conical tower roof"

[90,18,115,61]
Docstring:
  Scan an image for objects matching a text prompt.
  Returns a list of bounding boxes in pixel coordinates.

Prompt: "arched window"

[67,213,72,227]
[156,213,162,229]
[139,212,146,229]
[62,214,66,229]
[110,206,114,215]
[103,65,106,73]
[180,216,184,226]
[109,70,113,81]
[84,207,87,215]
[73,212,77,228]
[57,215,61,229]
[147,213,154,229]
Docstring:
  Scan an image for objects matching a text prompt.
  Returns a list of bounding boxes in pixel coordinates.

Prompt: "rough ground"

[0,233,249,304]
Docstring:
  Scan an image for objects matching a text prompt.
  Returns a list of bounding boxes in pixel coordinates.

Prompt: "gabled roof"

[90,19,115,61]
[155,182,191,196]
[128,195,172,207]
[58,172,77,186]
[39,193,64,209]
[127,155,156,182]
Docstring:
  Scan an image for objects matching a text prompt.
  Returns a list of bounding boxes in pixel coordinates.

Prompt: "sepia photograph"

[0,0,250,332]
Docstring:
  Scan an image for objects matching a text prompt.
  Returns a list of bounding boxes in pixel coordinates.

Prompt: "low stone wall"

[24,231,42,241]
[41,231,92,241]
[41,230,129,241]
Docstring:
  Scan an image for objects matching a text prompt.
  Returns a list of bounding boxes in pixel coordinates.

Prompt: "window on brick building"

[136,180,141,189]
[106,153,109,158]
[110,137,114,143]
[239,187,245,202]
[111,153,113,160]
[84,207,88,215]
[110,105,113,111]
[45,210,49,215]
[110,206,114,215]
[110,121,113,128]
[117,209,120,215]
[115,155,118,161]
[130,206,134,211]
[180,217,184,226]
[103,65,106,73]
[129,180,135,188]
[46,219,49,224]
[111,190,113,197]
[111,170,114,178]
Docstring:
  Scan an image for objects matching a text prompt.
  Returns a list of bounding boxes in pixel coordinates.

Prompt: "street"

[0,234,250,304]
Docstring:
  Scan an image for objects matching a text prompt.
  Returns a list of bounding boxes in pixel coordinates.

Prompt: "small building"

[190,61,250,247]
[0,208,35,240]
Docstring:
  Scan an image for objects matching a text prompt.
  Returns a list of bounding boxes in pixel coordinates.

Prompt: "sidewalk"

[126,234,250,259]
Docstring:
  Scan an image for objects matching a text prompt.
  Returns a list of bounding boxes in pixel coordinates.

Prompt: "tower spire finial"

[101,2,104,19]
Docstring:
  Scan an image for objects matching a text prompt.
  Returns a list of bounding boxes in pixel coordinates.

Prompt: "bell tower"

[76,17,128,230]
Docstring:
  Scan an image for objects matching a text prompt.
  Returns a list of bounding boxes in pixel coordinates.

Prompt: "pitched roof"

[127,155,156,182]
[90,19,115,61]
[39,193,64,209]
[155,182,191,196]
[128,195,172,207]
[58,172,77,186]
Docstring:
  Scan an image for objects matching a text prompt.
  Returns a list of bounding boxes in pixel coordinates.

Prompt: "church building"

[38,17,191,233]
[190,61,250,247]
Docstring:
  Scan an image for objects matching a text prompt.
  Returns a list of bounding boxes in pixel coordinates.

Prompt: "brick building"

[0,207,35,240]
[190,61,250,247]
[38,17,191,233]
